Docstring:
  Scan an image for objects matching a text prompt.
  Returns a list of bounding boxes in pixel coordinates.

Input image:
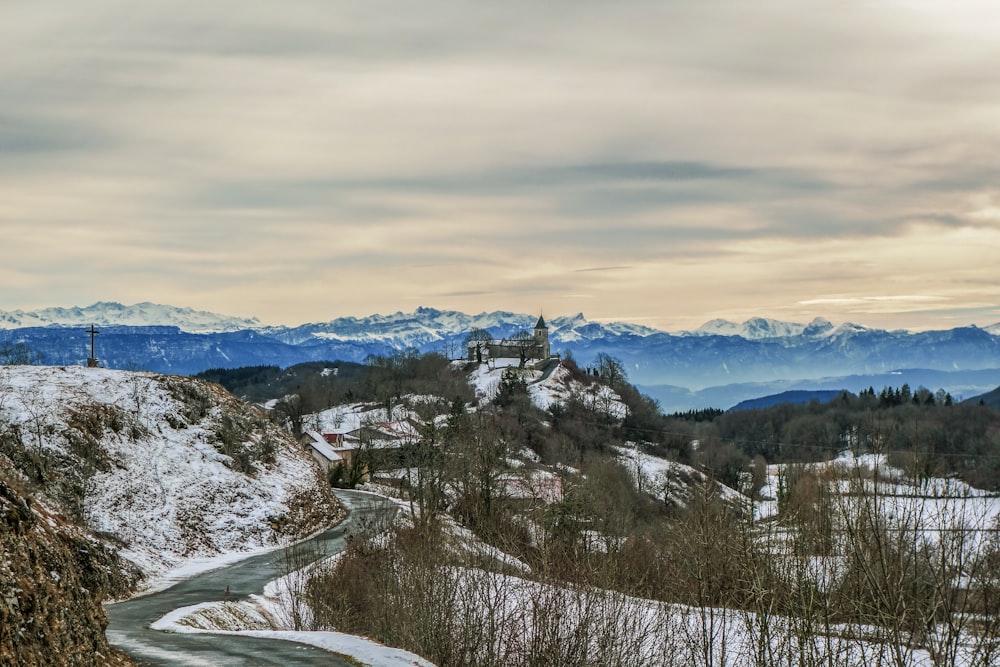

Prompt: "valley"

[3,312,1000,665]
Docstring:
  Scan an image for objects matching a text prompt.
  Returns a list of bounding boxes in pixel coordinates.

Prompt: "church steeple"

[533,313,550,359]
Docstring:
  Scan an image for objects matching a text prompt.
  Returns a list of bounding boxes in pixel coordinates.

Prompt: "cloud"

[574,266,632,273]
[4,1,1000,330]
[0,113,114,157]
[798,296,951,311]
[435,290,495,297]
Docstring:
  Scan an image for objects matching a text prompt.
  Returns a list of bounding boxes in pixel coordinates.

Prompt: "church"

[467,315,551,366]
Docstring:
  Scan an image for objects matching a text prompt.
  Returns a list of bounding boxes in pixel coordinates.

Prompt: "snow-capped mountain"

[692,316,841,340]
[266,307,535,347]
[3,302,1000,412]
[267,307,661,348]
[0,301,261,333]
[801,317,835,337]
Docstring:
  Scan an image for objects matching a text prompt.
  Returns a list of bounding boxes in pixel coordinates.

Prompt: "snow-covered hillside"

[468,361,627,418]
[0,365,338,587]
[615,445,746,509]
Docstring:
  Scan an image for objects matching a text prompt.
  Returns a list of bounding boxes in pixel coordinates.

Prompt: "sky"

[3,0,1000,332]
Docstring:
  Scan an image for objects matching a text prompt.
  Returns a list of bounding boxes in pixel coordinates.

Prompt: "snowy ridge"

[0,301,261,333]
[270,307,662,348]
[692,316,842,340]
[1,301,666,344]
[152,602,435,666]
[0,299,900,348]
[268,308,534,347]
[0,300,946,343]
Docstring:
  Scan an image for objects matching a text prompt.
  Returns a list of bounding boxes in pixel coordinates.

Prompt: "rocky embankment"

[1,477,137,665]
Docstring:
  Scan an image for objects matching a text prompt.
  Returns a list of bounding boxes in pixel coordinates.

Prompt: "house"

[301,430,346,472]
[503,469,564,505]
[300,418,419,474]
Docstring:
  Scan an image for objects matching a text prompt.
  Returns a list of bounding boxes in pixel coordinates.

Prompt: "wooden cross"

[86,324,100,360]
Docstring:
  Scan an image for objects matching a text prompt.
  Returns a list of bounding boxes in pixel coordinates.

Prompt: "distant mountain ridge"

[3,302,1000,411]
[727,389,848,412]
[968,385,1000,409]
[11,301,990,343]
[0,301,261,333]
[694,316,817,339]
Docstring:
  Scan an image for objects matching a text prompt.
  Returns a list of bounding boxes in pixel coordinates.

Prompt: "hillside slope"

[967,385,1000,409]
[0,366,339,587]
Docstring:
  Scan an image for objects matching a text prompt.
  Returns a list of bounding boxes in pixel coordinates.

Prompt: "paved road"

[528,358,561,385]
[106,490,396,666]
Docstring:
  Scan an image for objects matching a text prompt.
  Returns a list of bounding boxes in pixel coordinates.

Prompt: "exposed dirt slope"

[1,476,136,666]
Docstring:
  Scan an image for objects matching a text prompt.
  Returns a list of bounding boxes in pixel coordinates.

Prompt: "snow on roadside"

[150,512,437,666]
[151,600,435,667]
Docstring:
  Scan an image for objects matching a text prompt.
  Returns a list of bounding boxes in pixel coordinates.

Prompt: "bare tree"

[15,386,48,452]
[466,328,493,364]
[273,394,305,435]
[594,352,627,386]
[405,419,448,530]
[497,331,533,369]
[0,342,43,365]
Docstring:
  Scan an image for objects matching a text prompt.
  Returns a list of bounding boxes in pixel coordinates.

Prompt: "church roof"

[535,315,546,329]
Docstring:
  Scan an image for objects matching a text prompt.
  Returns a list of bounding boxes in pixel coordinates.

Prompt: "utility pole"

[86,324,100,368]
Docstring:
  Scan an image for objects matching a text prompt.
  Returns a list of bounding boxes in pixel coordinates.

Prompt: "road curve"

[106,490,397,666]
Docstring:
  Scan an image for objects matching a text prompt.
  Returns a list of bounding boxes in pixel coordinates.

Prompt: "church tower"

[533,314,550,359]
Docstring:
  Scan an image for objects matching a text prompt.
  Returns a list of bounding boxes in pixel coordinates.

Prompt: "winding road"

[106,490,397,666]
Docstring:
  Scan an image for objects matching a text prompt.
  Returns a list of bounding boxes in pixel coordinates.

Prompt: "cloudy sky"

[4,1,1000,331]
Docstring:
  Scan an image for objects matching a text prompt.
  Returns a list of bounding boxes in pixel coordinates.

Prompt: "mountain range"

[2,302,999,411]
[0,301,262,333]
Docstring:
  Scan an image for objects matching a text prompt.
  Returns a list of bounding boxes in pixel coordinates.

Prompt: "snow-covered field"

[416,569,991,667]
[306,401,420,435]
[755,451,1000,525]
[0,365,338,588]
[172,515,990,667]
